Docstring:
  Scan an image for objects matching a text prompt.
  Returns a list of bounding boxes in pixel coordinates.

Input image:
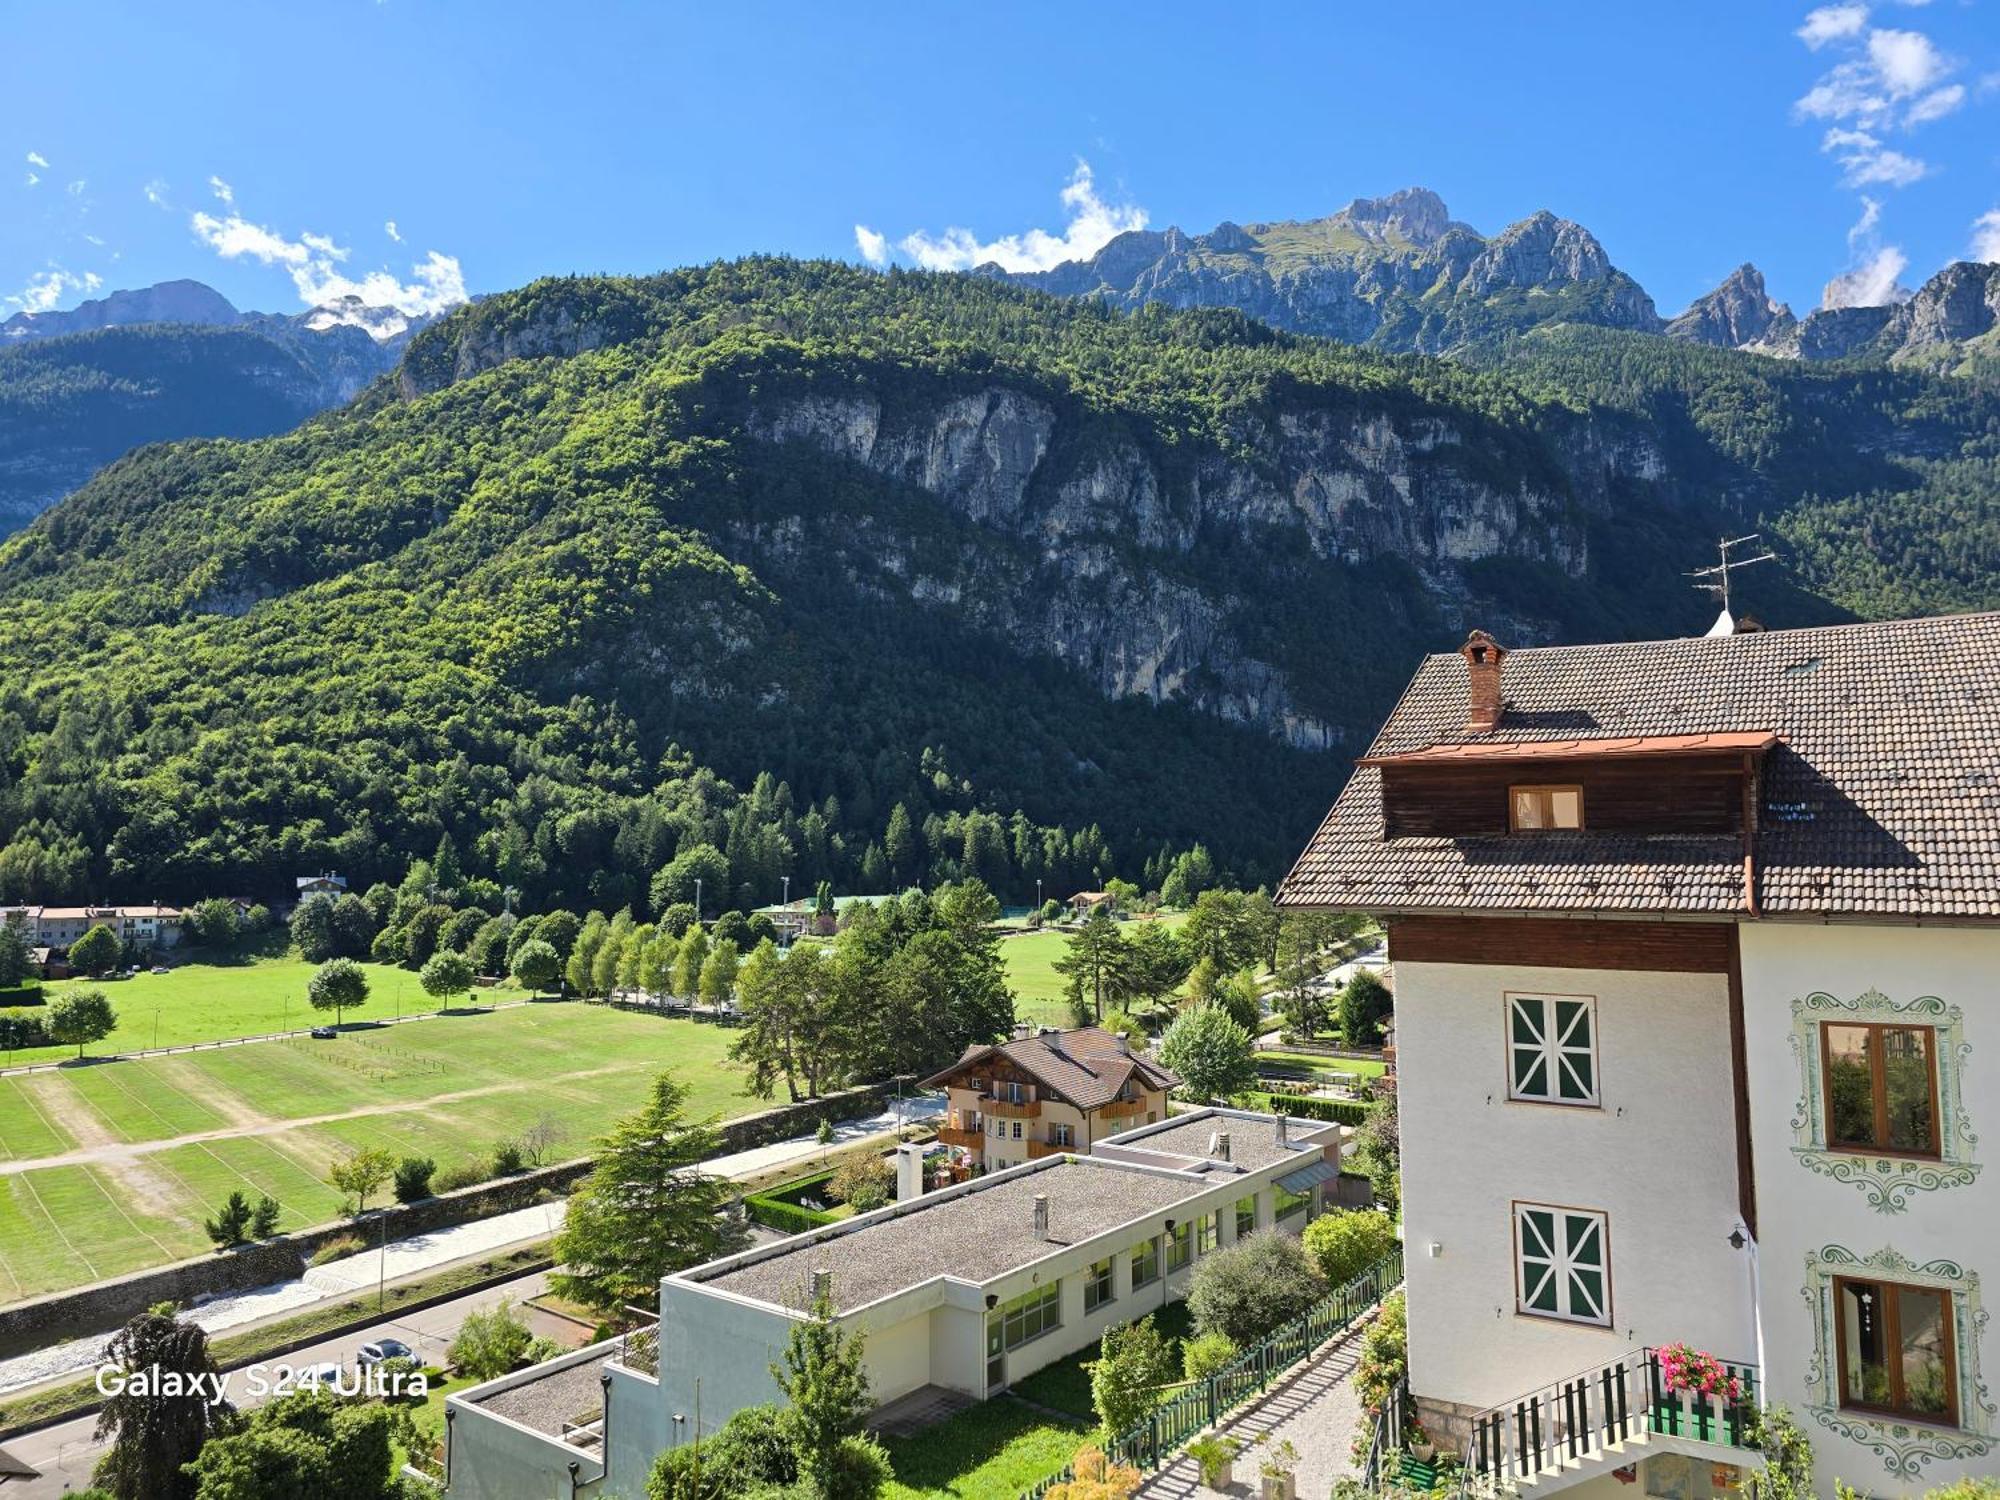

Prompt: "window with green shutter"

[1508,993,1598,1106]
[1514,1203,1610,1325]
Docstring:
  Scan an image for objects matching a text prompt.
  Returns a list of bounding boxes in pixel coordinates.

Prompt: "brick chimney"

[1460,629,1507,734]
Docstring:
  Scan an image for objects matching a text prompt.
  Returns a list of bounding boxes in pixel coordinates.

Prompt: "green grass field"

[3,952,509,1068]
[1001,915,1188,1026]
[0,1004,755,1304]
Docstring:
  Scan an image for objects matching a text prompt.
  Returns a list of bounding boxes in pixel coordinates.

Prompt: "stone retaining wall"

[0,1081,892,1359]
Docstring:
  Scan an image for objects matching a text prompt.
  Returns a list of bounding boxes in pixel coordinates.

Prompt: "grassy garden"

[1001,914,1188,1026]
[0,1003,755,1302]
[2,949,509,1068]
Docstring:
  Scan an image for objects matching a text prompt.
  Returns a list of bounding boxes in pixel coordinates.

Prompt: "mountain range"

[0,280,425,532]
[1001,187,2000,370]
[0,259,1993,913]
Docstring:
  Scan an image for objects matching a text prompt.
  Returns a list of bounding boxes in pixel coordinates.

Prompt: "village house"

[1278,615,2000,1497]
[294,872,349,903]
[0,904,184,951]
[438,1107,1348,1500]
[926,1024,1180,1170]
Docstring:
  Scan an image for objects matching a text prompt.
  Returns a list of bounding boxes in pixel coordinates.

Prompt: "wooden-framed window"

[1822,1023,1940,1158]
[1835,1276,1957,1426]
[1508,993,1599,1106]
[1510,784,1584,831]
[1050,1122,1074,1148]
[1083,1257,1115,1314]
[1514,1203,1611,1326]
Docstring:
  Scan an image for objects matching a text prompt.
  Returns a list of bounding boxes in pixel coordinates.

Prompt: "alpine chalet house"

[1278,617,2000,1496]
[926,1024,1180,1171]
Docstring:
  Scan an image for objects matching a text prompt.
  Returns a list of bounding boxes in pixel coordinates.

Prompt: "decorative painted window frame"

[1800,1244,1995,1480]
[1787,989,1979,1213]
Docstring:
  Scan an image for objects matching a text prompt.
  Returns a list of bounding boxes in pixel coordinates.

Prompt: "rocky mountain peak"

[1665,263,1796,349]
[1465,211,1610,289]
[1337,187,1454,245]
[0,278,241,340]
[1892,261,2000,351]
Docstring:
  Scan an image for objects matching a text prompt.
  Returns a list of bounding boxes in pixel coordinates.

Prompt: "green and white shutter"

[1515,1204,1610,1325]
[1508,994,1598,1105]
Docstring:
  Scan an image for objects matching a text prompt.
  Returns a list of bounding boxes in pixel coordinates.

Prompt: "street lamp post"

[694,878,702,926]
[1036,878,1043,917]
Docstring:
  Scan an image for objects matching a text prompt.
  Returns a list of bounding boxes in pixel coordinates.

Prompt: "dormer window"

[1510,784,1584,831]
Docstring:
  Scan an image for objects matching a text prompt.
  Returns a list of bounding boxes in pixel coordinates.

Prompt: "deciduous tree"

[306,957,368,1027]
[93,1308,232,1500]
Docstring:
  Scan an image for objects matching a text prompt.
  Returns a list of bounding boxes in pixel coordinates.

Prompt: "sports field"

[0,1003,753,1304]
[1001,913,1189,1025]
[2,953,505,1067]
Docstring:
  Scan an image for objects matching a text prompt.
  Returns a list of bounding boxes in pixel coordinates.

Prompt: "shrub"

[1092,1315,1176,1434]
[1302,1210,1398,1287]
[1181,1330,1237,1383]
[1339,969,1393,1045]
[523,1335,564,1365]
[828,1156,895,1213]
[0,1008,50,1051]
[309,1235,365,1267]
[204,1191,253,1247]
[1047,1445,1142,1500]
[393,1156,437,1203]
[432,1160,487,1194]
[1353,1292,1407,1416]
[491,1140,525,1175]
[448,1299,533,1380]
[1187,1230,1325,1345]
[249,1195,281,1238]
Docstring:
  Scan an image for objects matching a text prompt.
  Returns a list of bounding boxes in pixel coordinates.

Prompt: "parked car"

[310,1026,337,1039]
[357,1338,414,1368]
[150,965,170,974]
[299,1361,345,1391]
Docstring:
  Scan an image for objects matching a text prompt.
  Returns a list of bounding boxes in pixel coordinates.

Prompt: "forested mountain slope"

[0,262,1990,911]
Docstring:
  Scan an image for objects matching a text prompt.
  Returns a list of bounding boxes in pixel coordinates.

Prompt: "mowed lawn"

[1002,913,1188,1026]
[2,954,506,1067]
[0,1004,754,1304]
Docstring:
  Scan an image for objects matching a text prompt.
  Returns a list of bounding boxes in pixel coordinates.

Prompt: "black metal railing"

[1458,1347,1758,1494]
[1360,1375,1410,1489]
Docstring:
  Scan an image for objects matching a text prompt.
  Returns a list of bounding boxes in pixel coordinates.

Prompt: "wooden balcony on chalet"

[1026,1139,1073,1159]
[1097,1094,1148,1120]
[982,1094,1043,1119]
[936,1125,984,1150]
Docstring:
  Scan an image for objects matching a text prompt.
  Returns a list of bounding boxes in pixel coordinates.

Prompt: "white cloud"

[24,151,48,169]
[1798,4,1868,48]
[208,175,233,204]
[1904,83,1964,124]
[144,179,170,208]
[853,225,889,266]
[1850,194,1883,244]
[1823,245,1910,307]
[189,200,468,319]
[384,219,401,242]
[6,266,102,313]
[23,173,38,188]
[891,161,1147,273]
[1971,209,2000,264]
[1822,126,1930,186]
[1867,27,1951,96]
[66,178,86,195]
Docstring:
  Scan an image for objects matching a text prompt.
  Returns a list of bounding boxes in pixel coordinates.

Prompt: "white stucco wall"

[1395,957,1757,1412]
[443,1344,611,1500]
[1739,922,2000,1495]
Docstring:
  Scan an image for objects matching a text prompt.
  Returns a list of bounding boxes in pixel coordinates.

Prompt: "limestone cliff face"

[741,381,1655,750]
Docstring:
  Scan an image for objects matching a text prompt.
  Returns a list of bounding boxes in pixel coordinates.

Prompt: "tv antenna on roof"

[1688,533,1775,616]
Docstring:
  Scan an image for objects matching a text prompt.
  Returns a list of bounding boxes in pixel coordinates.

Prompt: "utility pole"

[694,878,702,927]
[1687,533,1776,618]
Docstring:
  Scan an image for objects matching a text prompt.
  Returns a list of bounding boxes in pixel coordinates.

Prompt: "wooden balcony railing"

[984,1095,1042,1118]
[937,1126,984,1150]
[1026,1139,1074,1159]
[1097,1095,1149,1119]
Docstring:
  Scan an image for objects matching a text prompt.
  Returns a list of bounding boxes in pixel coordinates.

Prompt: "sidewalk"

[0,1094,941,1396]
[1136,1314,1371,1500]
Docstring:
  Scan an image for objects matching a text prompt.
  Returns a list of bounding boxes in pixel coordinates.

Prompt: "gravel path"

[1137,1312,1373,1500]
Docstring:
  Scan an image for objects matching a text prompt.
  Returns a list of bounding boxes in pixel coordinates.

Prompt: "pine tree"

[1052,906,1131,1022]
[549,1072,731,1314]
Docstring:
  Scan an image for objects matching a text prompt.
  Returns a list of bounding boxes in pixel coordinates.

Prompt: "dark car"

[357,1338,414,1368]
[310,1026,337,1039]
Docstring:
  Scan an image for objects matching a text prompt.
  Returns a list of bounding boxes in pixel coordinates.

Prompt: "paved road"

[4,1267,559,1497]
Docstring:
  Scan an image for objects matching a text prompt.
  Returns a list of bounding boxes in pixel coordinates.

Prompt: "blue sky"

[6,1,1998,324]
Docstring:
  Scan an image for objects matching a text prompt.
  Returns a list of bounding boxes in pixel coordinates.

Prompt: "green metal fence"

[1018,1243,1404,1499]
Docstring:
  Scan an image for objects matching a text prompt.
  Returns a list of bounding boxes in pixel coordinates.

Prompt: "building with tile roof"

[1278,614,2000,1498]
[923,1025,1180,1170]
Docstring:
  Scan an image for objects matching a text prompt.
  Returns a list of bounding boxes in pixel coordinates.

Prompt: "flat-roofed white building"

[439,1108,1351,1500]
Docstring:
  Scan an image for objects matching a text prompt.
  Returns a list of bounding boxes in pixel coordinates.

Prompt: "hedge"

[1237,1091,1371,1127]
[743,1167,844,1235]
[0,1008,49,1051]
